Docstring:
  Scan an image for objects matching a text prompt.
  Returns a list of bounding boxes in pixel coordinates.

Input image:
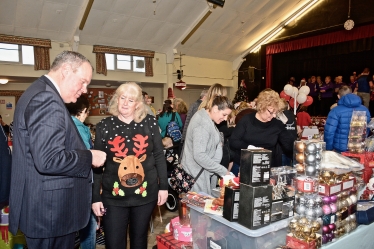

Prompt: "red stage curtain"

[266,23,374,87]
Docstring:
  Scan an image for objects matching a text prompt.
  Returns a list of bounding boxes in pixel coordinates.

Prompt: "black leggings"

[103,200,157,249]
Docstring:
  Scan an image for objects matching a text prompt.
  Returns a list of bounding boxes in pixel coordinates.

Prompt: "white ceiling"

[0,0,308,62]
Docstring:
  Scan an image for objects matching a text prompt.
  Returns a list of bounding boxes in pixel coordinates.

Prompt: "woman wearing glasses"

[229,89,294,175]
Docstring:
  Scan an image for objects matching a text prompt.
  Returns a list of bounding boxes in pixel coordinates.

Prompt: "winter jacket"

[324,93,370,152]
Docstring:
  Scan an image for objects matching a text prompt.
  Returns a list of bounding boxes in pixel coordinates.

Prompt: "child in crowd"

[162,137,179,175]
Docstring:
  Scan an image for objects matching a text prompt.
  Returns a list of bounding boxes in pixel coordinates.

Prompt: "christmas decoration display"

[347,111,367,153]
[232,79,248,104]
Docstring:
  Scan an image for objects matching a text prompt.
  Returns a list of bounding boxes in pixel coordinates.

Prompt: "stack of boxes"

[237,149,273,229]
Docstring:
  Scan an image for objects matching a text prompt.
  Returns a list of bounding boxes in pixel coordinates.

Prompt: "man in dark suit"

[9,51,106,249]
[0,125,11,210]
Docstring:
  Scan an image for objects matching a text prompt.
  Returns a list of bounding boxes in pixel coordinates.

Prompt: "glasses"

[267,108,277,116]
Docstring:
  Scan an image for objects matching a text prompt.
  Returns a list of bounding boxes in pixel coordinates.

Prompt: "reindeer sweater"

[92,115,168,207]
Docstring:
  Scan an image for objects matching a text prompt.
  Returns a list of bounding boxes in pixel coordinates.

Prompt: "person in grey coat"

[181,95,232,195]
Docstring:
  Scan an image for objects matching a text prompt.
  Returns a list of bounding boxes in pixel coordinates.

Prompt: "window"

[0,43,34,65]
[105,53,145,72]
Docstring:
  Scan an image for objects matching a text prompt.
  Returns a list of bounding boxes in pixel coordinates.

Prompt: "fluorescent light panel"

[248,0,320,53]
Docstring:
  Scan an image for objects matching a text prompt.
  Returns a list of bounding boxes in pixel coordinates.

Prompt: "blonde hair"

[162,137,173,148]
[199,83,227,110]
[173,98,188,114]
[205,95,233,111]
[108,82,147,123]
[256,89,284,113]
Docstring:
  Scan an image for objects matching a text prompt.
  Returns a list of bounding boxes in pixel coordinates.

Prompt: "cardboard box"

[238,183,272,230]
[240,149,271,186]
[271,196,295,222]
[318,182,342,196]
[156,232,193,249]
[223,186,240,222]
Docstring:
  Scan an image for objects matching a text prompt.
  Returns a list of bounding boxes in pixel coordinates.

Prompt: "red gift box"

[156,232,193,249]
[362,168,373,183]
[286,234,319,249]
[341,176,356,191]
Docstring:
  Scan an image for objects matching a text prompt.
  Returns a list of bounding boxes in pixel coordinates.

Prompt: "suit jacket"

[9,76,93,238]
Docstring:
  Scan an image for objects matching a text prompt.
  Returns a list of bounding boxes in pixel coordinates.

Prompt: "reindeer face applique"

[108,135,148,188]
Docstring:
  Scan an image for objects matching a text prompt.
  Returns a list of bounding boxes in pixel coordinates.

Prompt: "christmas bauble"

[330,203,337,213]
[322,204,331,215]
[296,205,306,215]
[296,163,305,173]
[322,196,331,205]
[296,153,305,163]
[328,223,336,231]
[359,115,366,121]
[295,142,306,153]
[306,143,317,154]
[306,154,316,164]
[322,225,331,234]
[306,165,316,176]
[311,221,321,231]
[330,195,338,203]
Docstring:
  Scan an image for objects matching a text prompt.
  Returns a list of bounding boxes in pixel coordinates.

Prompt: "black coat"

[0,125,11,209]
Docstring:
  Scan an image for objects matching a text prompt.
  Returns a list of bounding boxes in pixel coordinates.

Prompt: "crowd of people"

[1,50,372,249]
[286,68,374,117]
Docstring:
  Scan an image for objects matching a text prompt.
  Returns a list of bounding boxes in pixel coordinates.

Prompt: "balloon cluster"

[280,84,313,109]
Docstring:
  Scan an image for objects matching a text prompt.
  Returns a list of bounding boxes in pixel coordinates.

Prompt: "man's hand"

[90,150,106,167]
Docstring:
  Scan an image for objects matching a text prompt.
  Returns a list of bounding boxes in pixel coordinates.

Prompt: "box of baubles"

[270,166,296,222]
[238,183,272,229]
[240,148,271,186]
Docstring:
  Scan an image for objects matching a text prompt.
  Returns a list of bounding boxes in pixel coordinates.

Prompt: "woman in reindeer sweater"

[92,82,167,249]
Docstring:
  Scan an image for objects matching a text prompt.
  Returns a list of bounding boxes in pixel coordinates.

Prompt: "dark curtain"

[271,36,374,93]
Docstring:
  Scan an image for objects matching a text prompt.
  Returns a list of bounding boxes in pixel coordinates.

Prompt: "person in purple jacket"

[307,76,320,116]
[320,76,335,116]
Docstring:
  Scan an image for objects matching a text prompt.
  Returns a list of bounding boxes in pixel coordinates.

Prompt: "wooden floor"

[95,205,177,249]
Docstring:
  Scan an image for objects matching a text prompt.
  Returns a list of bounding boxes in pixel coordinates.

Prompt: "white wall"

[0,42,237,121]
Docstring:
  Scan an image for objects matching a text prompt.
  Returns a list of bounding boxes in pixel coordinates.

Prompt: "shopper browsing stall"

[182,95,232,195]
[230,89,294,175]
[324,85,370,152]
[92,82,167,249]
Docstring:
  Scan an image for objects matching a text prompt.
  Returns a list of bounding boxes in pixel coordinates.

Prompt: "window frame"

[0,43,34,65]
[105,53,145,73]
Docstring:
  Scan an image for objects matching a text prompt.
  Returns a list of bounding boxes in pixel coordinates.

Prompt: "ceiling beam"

[181,10,212,45]
[79,0,94,30]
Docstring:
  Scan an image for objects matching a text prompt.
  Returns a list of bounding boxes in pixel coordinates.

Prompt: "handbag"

[169,165,204,194]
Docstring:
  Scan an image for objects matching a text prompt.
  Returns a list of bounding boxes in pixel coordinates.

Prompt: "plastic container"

[189,204,289,249]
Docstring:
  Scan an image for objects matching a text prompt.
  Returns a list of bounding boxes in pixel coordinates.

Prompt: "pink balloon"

[289,97,299,109]
[280,91,291,101]
[303,96,313,107]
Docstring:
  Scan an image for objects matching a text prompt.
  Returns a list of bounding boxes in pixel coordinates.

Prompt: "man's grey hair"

[50,51,93,72]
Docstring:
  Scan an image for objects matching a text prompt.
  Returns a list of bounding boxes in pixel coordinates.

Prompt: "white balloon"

[284,84,293,96]
[299,85,310,95]
[292,87,299,96]
[297,93,307,104]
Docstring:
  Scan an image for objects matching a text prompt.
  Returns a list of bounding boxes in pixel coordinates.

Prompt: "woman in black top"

[92,82,167,249]
[230,89,294,175]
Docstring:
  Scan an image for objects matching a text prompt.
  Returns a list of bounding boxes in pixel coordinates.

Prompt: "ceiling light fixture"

[285,0,319,26]
[0,79,9,84]
[248,0,320,53]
